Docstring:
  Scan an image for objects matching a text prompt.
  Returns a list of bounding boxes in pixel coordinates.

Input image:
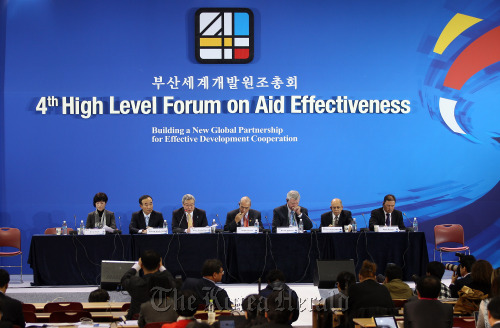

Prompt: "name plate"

[83,228,105,235]
[148,228,168,235]
[321,226,343,233]
[190,227,211,234]
[277,226,298,234]
[377,226,400,232]
[237,226,259,234]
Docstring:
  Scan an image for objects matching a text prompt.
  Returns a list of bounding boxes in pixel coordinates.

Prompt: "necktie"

[145,215,150,227]
[187,213,193,228]
[334,215,339,226]
[386,213,390,226]
[244,215,249,227]
[290,211,295,226]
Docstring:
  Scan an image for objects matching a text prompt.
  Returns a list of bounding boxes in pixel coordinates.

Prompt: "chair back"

[0,228,21,249]
[44,227,74,235]
[434,224,465,249]
[49,311,92,323]
[22,303,37,312]
[23,311,38,323]
[44,302,84,313]
[452,317,475,328]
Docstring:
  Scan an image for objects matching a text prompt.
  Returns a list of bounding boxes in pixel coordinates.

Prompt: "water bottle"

[211,219,217,233]
[163,220,169,234]
[62,221,68,235]
[413,217,418,232]
[352,218,357,232]
[298,219,304,233]
[79,220,84,235]
[255,219,259,232]
[208,299,215,323]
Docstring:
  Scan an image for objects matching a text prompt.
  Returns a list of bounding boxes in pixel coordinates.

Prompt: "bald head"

[330,198,343,216]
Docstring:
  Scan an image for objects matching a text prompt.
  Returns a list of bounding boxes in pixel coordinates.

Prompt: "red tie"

[244,215,249,227]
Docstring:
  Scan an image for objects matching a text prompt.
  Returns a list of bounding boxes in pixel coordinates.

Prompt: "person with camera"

[449,255,476,298]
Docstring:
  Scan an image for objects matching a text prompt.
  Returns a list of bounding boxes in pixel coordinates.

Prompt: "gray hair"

[286,190,300,201]
[182,194,195,204]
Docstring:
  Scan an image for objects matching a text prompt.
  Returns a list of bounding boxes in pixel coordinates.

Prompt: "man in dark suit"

[487,296,500,328]
[449,255,476,298]
[272,190,313,231]
[224,196,263,232]
[129,195,164,234]
[172,194,208,233]
[120,250,176,320]
[0,269,25,328]
[320,198,353,230]
[181,259,232,310]
[369,194,406,231]
[404,275,453,328]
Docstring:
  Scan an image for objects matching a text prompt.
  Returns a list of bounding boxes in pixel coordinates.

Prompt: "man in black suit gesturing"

[369,194,406,231]
[320,198,353,231]
[172,194,208,233]
[272,190,313,231]
[224,196,263,232]
[129,195,164,234]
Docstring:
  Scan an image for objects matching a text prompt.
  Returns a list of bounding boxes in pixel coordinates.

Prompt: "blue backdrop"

[1,0,499,274]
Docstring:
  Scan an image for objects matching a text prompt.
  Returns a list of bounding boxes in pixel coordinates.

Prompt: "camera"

[444,263,459,272]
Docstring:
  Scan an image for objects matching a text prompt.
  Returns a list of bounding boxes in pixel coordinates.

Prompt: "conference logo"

[423,12,500,144]
[195,8,254,64]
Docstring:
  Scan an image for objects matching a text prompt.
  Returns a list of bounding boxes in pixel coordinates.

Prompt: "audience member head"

[426,261,446,280]
[201,259,224,282]
[148,271,174,298]
[416,275,441,299]
[336,271,356,293]
[0,269,10,291]
[140,250,161,272]
[471,260,493,285]
[266,269,286,284]
[242,294,265,321]
[487,296,500,326]
[93,192,108,208]
[174,290,199,317]
[265,290,294,324]
[88,288,110,302]
[458,255,476,275]
[359,260,377,281]
[492,267,500,282]
[490,276,500,299]
[385,263,403,282]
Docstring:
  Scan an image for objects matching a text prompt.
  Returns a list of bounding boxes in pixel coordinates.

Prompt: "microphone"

[118,216,122,231]
[403,212,413,226]
[74,215,77,230]
[361,213,368,229]
[263,215,272,230]
[215,213,222,227]
[176,212,186,233]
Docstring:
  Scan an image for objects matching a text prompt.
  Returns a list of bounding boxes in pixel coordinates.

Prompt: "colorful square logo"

[195,8,254,64]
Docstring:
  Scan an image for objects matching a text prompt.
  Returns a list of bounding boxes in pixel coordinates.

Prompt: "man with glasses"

[172,194,208,233]
[320,198,353,231]
[224,196,263,232]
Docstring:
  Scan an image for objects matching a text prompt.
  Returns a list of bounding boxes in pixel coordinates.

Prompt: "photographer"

[449,255,476,298]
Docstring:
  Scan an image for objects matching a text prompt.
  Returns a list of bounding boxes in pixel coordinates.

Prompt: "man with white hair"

[172,194,208,233]
[272,190,313,231]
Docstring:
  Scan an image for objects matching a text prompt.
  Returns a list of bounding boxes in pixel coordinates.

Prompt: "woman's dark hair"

[336,271,356,291]
[471,260,493,285]
[93,192,108,207]
[491,276,500,298]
